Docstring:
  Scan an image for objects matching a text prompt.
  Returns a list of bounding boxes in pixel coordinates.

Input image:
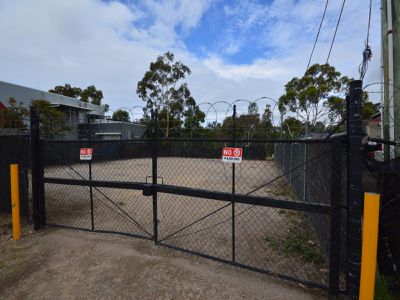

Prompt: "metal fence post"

[38,139,45,228]
[283,143,286,171]
[289,143,293,184]
[303,143,308,202]
[152,109,158,244]
[232,105,236,263]
[329,139,342,296]
[30,106,45,230]
[346,80,363,299]
[88,116,94,231]
[30,106,40,230]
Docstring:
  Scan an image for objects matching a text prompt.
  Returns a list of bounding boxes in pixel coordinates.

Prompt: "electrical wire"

[306,0,329,71]
[326,0,346,64]
[366,0,372,46]
[359,0,373,80]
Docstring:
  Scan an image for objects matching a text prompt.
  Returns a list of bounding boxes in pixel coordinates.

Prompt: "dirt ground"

[42,158,329,285]
[40,157,330,286]
[0,227,330,300]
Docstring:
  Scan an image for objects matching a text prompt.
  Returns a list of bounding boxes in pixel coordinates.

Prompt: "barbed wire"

[364,81,400,131]
[0,93,348,141]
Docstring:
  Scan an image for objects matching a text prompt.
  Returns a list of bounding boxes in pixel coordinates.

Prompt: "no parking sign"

[80,148,93,160]
[222,147,242,163]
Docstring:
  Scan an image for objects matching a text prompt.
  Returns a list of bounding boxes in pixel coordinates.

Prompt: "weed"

[275,184,295,198]
[264,235,280,251]
[283,225,325,265]
[374,275,399,300]
[265,212,325,265]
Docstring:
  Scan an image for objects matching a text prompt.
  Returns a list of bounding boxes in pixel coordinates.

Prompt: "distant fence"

[0,135,30,219]
[42,138,269,167]
[274,137,347,272]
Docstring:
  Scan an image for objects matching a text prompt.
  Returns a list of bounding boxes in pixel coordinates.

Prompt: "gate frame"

[28,81,368,296]
[30,106,45,230]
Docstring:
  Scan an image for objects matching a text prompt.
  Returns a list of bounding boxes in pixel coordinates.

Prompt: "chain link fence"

[363,141,400,291]
[38,134,343,291]
[275,137,348,290]
[0,132,31,222]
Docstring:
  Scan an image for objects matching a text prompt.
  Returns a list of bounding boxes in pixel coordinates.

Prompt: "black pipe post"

[328,138,342,296]
[346,80,363,299]
[88,116,94,231]
[30,106,41,230]
[152,109,158,244]
[231,105,236,263]
[38,138,45,228]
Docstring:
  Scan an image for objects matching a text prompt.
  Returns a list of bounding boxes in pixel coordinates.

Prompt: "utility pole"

[382,0,400,158]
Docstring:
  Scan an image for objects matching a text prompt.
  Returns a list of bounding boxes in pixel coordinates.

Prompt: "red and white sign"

[80,148,93,160]
[222,147,243,163]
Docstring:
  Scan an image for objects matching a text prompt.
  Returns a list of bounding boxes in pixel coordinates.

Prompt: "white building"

[0,81,147,140]
[0,81,106,139]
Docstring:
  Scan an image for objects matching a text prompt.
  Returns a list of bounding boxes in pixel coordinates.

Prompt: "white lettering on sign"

[80,148,93,160]
[222,147,242,163]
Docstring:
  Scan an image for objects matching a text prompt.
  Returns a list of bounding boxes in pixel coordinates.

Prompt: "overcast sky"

[0,0,381,122]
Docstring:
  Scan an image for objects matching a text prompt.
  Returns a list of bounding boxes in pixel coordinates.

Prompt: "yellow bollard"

[359,192,380,300]
[10,164,21,240]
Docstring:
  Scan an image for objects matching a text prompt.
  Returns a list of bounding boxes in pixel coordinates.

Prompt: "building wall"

[366,124,381,139]
[0,81,105,115]
[0,81,106,139]
[79,121,147,140]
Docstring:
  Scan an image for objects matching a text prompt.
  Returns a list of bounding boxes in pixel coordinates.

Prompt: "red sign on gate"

[80,148,93,160]
[222,147,242,163]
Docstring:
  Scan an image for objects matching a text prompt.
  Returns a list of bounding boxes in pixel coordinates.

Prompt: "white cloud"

[0,0,381,121]
[203,56,293,81]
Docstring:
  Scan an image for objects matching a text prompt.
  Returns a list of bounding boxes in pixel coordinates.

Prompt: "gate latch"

[142,183,154,196]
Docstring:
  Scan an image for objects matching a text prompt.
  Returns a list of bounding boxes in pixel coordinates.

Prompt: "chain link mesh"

[40,136,345,290]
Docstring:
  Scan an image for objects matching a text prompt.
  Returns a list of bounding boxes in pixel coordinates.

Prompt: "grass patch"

[264,235,280,251]
[265,212,325,265]
[274,184,296,198]
[375,275,399,300]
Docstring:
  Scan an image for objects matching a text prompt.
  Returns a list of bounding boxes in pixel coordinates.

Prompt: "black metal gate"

[43,138,154,240]
[28,81,369,299]
[31,114,346,295]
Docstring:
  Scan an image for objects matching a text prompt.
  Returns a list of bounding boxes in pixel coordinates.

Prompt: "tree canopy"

[112,109,130,122]
[137,51,205,137]
[279,63,380,136]
[81,85,103,105]
[49,84,104,106]
[32,99,67,137]
[0,98,28,129]
[49,84,82,99]
[282,117,303,138]
[216,102,277,140]
[278,63,349,132]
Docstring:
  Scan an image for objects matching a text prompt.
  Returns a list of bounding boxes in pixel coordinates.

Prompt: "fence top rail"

[42,137,344,144]
[157,138,344,144]
[367,137,400,146]
[43,138,149,143]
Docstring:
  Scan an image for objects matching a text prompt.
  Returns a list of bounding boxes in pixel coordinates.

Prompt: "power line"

[326,0,346,64]
[359,0,373,80]
[366,0,372,45]
[306,0,329,71]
